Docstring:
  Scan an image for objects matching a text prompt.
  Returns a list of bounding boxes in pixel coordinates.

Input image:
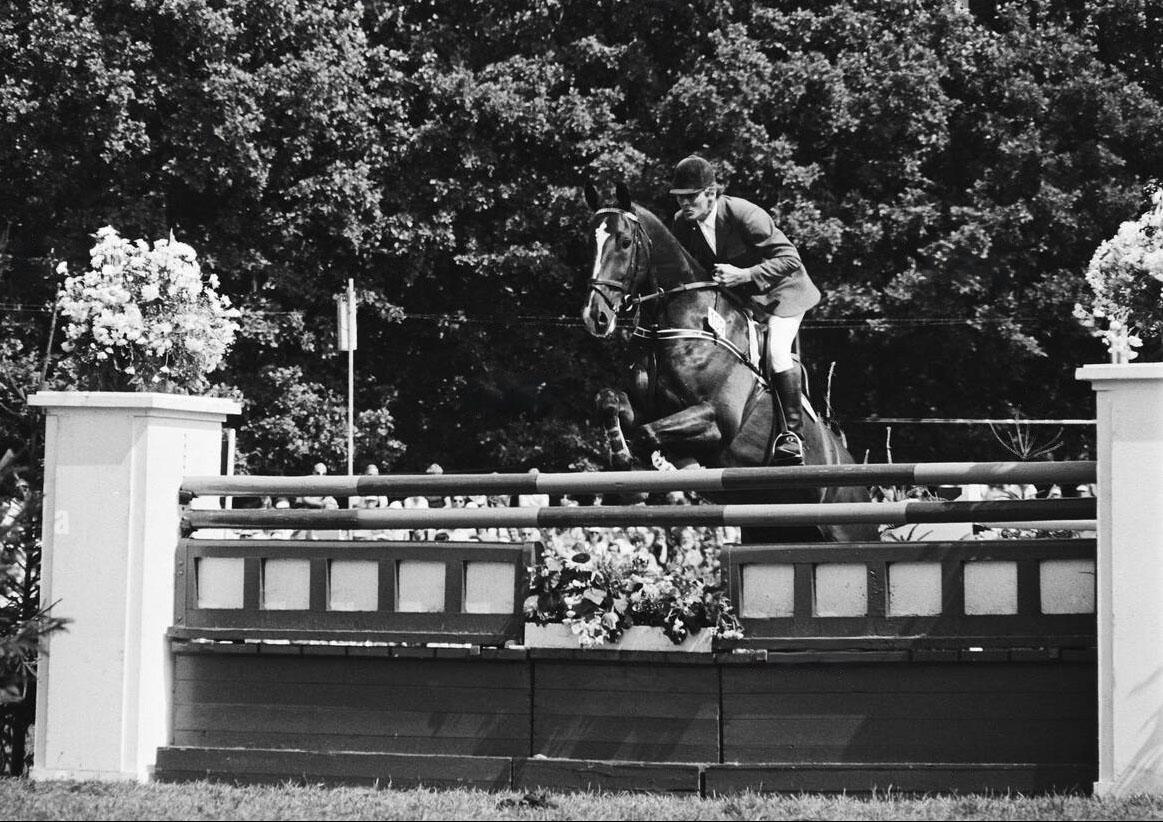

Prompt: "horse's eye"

[620,238,632,249]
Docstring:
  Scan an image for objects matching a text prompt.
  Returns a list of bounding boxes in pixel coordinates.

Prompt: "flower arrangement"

[56,227,239,393]
[1075,187,1163,362]
[523,531,743,648]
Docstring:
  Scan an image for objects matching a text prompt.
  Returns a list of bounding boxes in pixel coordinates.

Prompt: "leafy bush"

[0,450,67,776]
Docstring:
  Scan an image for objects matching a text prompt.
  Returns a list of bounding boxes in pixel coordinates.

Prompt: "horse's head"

[581,181,651,338]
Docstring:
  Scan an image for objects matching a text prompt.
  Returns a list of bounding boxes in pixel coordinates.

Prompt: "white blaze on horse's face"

[582,213,632,339]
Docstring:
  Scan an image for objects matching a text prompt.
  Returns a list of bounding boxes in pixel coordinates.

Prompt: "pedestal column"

[1077,363,1163,797]
[27,391,239,782]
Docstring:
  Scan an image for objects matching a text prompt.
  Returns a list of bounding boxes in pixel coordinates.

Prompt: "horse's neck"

[639,209,706,289]
[633,207,753,336]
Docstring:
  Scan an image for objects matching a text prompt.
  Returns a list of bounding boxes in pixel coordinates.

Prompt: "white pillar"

[27,391,239,782]
[1077,363,1163,797]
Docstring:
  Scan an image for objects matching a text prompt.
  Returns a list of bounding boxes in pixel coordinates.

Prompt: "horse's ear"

[583,181,600,212]
[615,182,633,212]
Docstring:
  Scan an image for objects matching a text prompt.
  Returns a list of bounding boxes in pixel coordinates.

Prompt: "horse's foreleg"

[595,388,638,471]
[632,402,723,463]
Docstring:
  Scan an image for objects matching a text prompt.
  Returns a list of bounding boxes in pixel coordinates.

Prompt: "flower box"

[523,622,714,652]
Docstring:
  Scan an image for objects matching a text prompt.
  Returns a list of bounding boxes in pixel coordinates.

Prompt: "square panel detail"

[964,561,1018,615]
[1040,559,1096,614]
[888,562,942,616]
[740,565,795,618]
[261,559,311,610]
[464,562,515,614]
[814,564,867,617]
[328,560,378,612]
[397,560,446,613]
[195,557,244,609]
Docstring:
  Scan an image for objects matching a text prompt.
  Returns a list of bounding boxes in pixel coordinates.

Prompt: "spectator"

[478,490,514,542]
[297,461,337,510]
[402,492,432,540]
[353,463,389,510]
[381,498,411,542]
[424,462,450,510]
[444,494,476,542]
[266,497,296,540]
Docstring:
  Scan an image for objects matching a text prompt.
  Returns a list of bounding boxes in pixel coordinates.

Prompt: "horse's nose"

[582,297,616,338]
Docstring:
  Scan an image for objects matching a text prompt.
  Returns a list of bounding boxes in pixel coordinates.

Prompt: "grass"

[4,778,1163,821]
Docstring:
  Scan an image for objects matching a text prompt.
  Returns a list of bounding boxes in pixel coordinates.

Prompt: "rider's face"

[675,187,716,223]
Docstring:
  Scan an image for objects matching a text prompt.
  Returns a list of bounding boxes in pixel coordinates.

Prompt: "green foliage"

[0,451,67,777]
[233,364,405,475]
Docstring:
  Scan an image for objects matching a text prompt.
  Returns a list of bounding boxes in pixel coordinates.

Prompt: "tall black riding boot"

[772,368,805,465]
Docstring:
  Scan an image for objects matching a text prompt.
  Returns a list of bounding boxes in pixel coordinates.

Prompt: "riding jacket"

[671,195,821,318]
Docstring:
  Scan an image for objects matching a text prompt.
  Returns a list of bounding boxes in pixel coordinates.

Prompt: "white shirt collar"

[697,198,718,253]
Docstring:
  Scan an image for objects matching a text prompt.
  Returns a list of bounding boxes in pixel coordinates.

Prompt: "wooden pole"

[181,460,1098,498]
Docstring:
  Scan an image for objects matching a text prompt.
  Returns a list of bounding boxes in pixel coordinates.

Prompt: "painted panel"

[964,561,1018,615]
[741,565,794,618]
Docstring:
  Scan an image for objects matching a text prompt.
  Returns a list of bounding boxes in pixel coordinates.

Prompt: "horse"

[580,182,878,542]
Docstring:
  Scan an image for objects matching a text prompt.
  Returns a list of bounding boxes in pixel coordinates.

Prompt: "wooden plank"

[529,739,717,764]
[169,730,527,757]
[529,715,720,743]
[154,746,513,790]
[173,704,531,741]
[524,646,715,664]
[524,690,718,719]
[722,738,1096,766]
[721,716,1094,749]
[173,653,531,689]
[725,539,1095,565]
[513,758,702,794]
[702,762,1096,795]
[532,661,718,693]
[724,690,1096,720]
[721,662,1096,694]
[183,539,528,564]
[174,679,530,714]
[721,635,1097,651]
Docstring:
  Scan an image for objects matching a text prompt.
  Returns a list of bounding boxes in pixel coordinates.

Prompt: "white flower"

[55,227,238,392]
[1077,187,1163,358]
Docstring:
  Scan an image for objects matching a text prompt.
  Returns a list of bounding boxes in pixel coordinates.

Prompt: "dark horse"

[581,182,876,542]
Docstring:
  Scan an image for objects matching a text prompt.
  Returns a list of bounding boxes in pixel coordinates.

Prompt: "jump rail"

[181,460,1097,497]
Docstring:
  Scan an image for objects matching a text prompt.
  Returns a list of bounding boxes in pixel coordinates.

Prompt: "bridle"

[587,207,653,318]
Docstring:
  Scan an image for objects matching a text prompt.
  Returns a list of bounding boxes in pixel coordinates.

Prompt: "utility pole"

[337,279,357,476]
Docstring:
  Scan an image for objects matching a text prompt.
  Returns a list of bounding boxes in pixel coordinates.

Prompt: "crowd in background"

[231,461,740,565]
[229,460,1097,556]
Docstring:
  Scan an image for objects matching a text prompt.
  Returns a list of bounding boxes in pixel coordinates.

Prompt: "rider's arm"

[727,198,806,291]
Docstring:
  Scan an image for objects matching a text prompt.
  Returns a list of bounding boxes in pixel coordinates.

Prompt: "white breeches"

[766,313,804,373]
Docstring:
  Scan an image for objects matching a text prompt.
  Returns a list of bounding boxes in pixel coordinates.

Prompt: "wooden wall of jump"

[156,642,1096,795]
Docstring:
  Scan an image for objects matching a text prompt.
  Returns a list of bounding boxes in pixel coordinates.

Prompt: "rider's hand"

[712,264,750,288]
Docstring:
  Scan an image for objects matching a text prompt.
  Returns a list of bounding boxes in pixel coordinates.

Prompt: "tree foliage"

[2,0,1161,472]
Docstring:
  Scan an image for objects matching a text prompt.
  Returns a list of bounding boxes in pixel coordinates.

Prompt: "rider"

[668,154,821,465]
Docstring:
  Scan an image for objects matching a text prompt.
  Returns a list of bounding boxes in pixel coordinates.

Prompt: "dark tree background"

[3,0,1162,476]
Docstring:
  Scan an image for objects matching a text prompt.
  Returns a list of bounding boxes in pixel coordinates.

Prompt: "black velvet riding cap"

[669,155,717,194]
